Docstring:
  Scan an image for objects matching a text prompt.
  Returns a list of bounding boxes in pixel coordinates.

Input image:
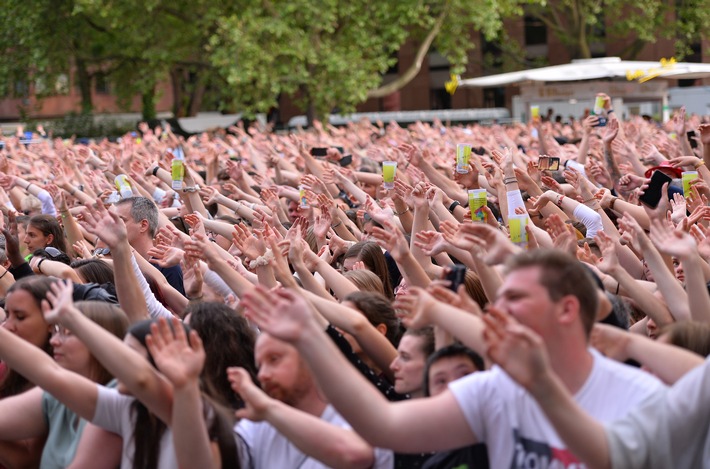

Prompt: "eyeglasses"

[44,246,63,257]
[93,247,110,257]
[52,324,72,339]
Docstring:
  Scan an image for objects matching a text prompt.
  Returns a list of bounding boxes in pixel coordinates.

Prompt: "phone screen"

[687,131,698,149]
[310,147,328,157]
[445,265,467,292]
[639,171,672,208]
[538,156,560,171]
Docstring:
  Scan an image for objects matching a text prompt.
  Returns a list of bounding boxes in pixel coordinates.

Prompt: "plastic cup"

[114,174,133,199]
[382,161,397,190]
[171,158,184,190]
[468,189,487,222]
[530,106,540,121]
[299,185,308,209]
[509,215,529,249]
[682,171,699,197]
[456,144,472,174]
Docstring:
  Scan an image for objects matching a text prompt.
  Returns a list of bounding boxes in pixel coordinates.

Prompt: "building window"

[430,88,451,110]
[483,87,505,108]
[524,16,547,46]
[95,73,110,95]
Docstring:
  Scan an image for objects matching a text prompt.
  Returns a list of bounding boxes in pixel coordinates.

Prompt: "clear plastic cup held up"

[382,161,397,190]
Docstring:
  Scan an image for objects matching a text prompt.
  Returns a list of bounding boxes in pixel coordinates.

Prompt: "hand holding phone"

[444,265,467,292]
[639,171,672,209]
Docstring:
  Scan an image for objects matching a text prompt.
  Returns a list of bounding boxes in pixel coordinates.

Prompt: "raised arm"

[240,286,476,453]
[229,367,376,469]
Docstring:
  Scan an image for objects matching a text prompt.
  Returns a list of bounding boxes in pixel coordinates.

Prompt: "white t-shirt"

[449,349,665,468]
[92,385,178,469]
[235,404,394,469]
[606,356,710,469]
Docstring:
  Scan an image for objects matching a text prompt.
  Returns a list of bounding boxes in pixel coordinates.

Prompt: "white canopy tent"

[460,57,710,121]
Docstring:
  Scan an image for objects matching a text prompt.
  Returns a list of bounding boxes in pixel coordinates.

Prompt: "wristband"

[152,166,160,176]
[331,221,343,229]
[695,160,706,169]
[609,197,619,212]
[556,195,565,207]
[37,258,46,274]
[607,109,614,114]
[448,200,461,213]
[0,269,8,280]
[394,207,410,216]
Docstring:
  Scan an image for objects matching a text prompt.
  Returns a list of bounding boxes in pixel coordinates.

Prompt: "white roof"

[461,57,710,87]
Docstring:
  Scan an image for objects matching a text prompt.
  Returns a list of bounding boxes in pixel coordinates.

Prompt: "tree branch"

[367,9,446,99]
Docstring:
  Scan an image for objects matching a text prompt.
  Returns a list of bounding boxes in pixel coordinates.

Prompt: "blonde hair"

[343,269,385,296]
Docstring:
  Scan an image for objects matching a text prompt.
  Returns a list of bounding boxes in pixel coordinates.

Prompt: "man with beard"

[231,333,394,468]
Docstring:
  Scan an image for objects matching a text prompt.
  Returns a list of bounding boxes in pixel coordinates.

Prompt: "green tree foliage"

[525,0,710,60]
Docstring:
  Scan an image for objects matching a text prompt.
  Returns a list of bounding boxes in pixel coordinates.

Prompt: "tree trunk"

[75,57,93,115]
[141,86,157,121]
[368,9,446,99]
[170,67,184,117]
[187,71,206,117]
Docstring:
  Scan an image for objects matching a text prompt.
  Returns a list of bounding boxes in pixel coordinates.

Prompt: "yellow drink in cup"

[299,185,308,208]
[468,189,487,222]
[682,171,699,198]
[382,161,397,190]
[530,106,540,121]
[456,144,472,174]
[509,215,528,249]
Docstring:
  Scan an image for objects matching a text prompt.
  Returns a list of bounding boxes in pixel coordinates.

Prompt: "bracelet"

[25,182,33,191]
[394,207,410,216]
[695,160,706,169]
[609,197,619,212]
[37,258,46,274]
[182,185,199,193]
[69,187,76,196]
[615,280,620,295]
[248,249,275,269]
[188,295,203,302]
[607,109,614,114]
[331,221,343,229]
[504,178,517,185]
[556,195,565,207]
[448,200,461,213]
[0,269,8,280]
[152,166,160,176]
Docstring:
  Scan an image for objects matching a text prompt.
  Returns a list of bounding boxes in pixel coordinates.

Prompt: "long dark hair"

[127,319,239,469]
[185,301,258,409]
[28,214,67,253]
[0,276,57,398]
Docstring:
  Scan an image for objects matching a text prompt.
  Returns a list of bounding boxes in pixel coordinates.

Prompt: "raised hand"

[146,317,205,389]
[79,200,128,249]
[241,286,314,343]
[413,230,449,257]
[371,222,409,260]
[649,217,698,260]
[42,279,76,324]
[392,287,440,329]
[147,244,185,268]
[228,367,272,422]
[458,222,520,265]
[594,231,621,275]
[590,324,631,362]
[482,306,550,392]
[232,224,266,262]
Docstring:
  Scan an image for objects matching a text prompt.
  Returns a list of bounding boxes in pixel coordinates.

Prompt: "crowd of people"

[0,92,708,468]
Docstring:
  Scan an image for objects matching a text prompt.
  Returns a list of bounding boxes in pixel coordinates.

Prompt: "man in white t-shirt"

[232,333,393,469]
[238,249,666,468]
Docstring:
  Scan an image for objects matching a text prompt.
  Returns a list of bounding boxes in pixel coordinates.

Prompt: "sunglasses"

[93,247,111,257]
[44,246,63,257]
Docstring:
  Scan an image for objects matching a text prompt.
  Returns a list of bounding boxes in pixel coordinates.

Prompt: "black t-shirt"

[153,263,186,297]
[421,444,490,469]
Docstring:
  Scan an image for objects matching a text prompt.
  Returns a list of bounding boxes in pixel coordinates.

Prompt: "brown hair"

[344,241,394,299]
[343,291,402,347]
[661,321,710,357]
[74,301,129,384]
